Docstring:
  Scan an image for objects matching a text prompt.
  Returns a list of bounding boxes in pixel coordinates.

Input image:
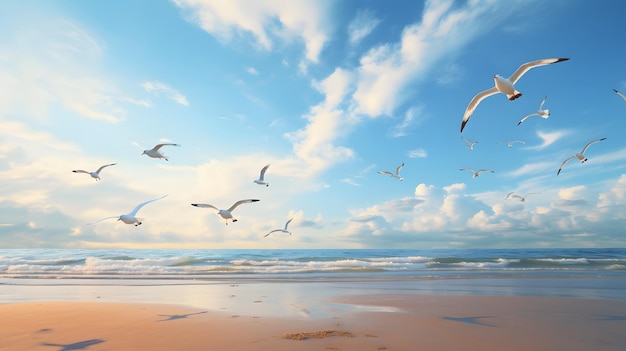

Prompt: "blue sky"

[1,0,626,249]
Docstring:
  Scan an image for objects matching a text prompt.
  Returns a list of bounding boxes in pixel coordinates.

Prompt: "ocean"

[1,248,626,309]
[1,247,625,279]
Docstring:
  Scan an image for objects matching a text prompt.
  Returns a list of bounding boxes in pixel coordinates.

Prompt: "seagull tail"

[508,91,522,101]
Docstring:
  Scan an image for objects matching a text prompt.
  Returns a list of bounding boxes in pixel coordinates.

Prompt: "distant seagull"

[460,168,494,178]
[142,143,180,161]
[613,89,626,107]
[557,138,607,175]
[191,199,260,224]
[378,163,404,181]
[461,136,478,150]
[254,164,270,187]
[72,163,116,181]
[264,218,293,237]
[460,58,569,132]
[87,195,167,226]
[517,96,550,126]
[498,139,526,148]
[506,192,539,202]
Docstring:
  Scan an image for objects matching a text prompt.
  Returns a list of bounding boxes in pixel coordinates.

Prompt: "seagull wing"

[72,170,89,174]
[259,164,270,180]
[508,58,569,85]
[152,143,179,151]
[377,171,393,176]
[395,163,405,176]
[461,136,472,145]
[613,89,626,102]
[478,169,494,173]
[580,138,607,154]
[557,155,576,175]
[460,87,499,132]
[96,163,117,173]
[191,203,219,211]
[517,113,538,126]
[128,195,168,217]
[227,199,260,212]
[264,229,281,237]
[512,140,526,145]
[539,96,547,109]
[86,216,119,225]
[524,193,540,197]
[284,218,293,230]
[506,192,514,199]
[460,168,475,173]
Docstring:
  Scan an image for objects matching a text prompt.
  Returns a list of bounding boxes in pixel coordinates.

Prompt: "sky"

[1,0,626,249]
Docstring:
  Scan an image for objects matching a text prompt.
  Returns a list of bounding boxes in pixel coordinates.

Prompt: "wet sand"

[2,292,625,350]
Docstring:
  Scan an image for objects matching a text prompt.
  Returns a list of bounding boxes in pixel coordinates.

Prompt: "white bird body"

[191,199,260,224]
[264,218,293,237]
[142,143,180,161]
[613,89,626,107]
[254,164,270,187]
[517,96,550,126]
[506,192,539,202]
[461,136,478,150]
[460,168,494,178]
[87,195,167,226]
[72,163,117,181]
[557,138,607,175]
[460,58,569,132]
[378,163,404,181]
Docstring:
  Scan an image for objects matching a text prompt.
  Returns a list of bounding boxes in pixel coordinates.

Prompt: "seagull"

[461,136,478,150]
[517,96,550,126]
[498,140,526,148]
[87,195,167,226]
[460,58,569,132]
[613,89,626,107]
[506,192,539,202]
[557,138,607,175]
[254,164,270,187]
[142,143,180,161]
[72,163,117,181]
[378,163,404,181]
[191,199,260,224]
[264,218,293,237]
[460,168,494,178]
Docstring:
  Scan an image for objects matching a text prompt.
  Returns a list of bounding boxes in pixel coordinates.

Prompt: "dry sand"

[1,294,625,351]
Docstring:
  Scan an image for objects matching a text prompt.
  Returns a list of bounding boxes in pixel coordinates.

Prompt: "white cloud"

[173,0,331,64]
[408,149,427,158]
[348,9,381,45]
[528,130,568,150]
[388,106,424,137]
[246,66,259,75]
[352,0,527,117]
[141,81,189,106]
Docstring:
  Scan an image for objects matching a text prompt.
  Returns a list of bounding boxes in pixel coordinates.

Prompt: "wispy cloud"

[348,9,381,45]
[528,130,569,150]
[246,66,259,75]
[388,106,424,137]
[173,0,331,65]
[141,81,189,106]
[408,149,427,158]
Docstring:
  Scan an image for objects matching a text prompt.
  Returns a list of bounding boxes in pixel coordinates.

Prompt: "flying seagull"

[506,192,540,202]
[498,140,526,148]
[460,168,494,178]
[613,89,626,107]
[254,164,270,187]
[461,136,478,150]
[72,163,117,181]
[517,96,550,126]
[557,138,607,175]
[377,163,404,181]
[142,143,180,161]
[460,57,569,132]
[264,218,293,237]
[191,199,260,224]
[87,195,167,226]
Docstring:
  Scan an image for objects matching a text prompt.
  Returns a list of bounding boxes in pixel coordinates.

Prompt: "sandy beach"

[2,288,626,351]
